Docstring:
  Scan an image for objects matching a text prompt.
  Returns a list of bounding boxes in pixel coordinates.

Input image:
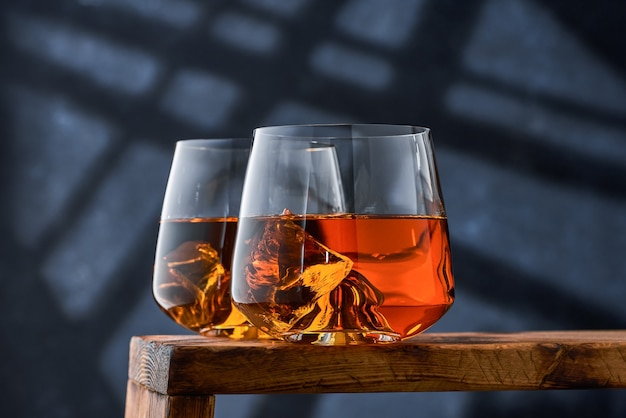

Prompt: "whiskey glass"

[231,124,455,345]
[153,138,257,338]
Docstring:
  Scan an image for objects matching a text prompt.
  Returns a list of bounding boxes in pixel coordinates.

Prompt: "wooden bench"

[124,331,626,418]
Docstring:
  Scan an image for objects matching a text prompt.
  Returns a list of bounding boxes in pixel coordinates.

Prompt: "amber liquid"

[232,214,455,344]
[153,218,257,338]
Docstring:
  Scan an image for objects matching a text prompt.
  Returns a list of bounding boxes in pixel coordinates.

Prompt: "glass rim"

[253,123,430,139]
[174,138,251,150]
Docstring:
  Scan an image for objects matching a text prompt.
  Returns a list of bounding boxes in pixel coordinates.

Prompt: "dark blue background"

[2,0,626,417]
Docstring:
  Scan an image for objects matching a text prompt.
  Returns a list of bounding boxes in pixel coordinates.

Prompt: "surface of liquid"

[231,214,455,343]
[153,218,255,337]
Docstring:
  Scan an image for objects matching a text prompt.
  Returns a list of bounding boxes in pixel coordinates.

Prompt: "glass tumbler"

[231,124,455,344]
[152,138,257,338]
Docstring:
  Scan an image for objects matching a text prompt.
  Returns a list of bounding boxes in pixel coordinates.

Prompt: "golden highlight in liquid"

[232,214,455,343]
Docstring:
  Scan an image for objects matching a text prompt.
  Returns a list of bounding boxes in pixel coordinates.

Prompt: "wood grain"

[124,380,215,418]
[127,331,626,395]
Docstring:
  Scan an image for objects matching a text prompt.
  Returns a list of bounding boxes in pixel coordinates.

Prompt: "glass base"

[200,324,273,339]
[283,331,401,345]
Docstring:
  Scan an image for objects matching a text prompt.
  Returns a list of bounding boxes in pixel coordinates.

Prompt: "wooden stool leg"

[125,380,215,418]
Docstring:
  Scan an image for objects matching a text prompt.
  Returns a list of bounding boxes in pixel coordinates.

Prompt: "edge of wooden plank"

[128,331,626,395]
[128,335,176,394]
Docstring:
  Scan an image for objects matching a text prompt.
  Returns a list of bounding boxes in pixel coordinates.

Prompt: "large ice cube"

[242,215,353,332]
[295,270,394,334]
[158,241,232,329]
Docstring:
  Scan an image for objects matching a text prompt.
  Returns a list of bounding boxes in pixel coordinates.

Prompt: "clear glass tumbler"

[231,124,455,345]
[152,138,257,338]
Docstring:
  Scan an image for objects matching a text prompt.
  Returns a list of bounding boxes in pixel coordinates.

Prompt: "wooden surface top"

[128,331,626,395]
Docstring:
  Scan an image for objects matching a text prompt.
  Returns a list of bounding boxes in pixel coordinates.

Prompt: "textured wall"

[2,1,626,417]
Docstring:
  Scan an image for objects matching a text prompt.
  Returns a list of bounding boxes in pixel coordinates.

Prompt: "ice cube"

[294,270,394,334]
[159,241,232,328]
[242,215,353,332]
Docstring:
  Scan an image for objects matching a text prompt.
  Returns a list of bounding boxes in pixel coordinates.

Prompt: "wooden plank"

[128,331,626,395]
[124,380,215,418]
